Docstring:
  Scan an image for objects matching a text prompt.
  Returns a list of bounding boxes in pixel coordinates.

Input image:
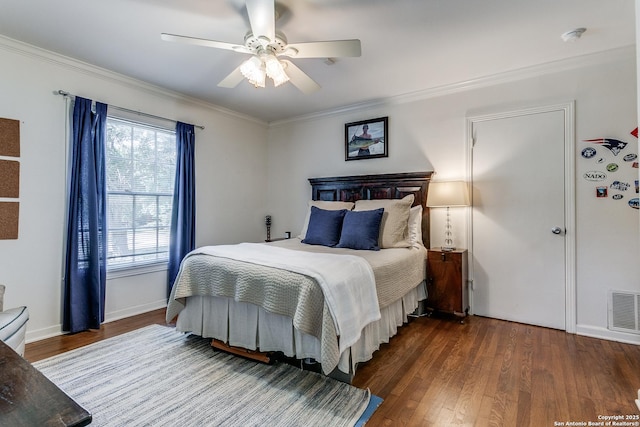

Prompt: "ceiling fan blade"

[283,39,361,58]
[161,33,252,54]
[218,65,245,88]
[282,60,320,94]
[246,0,275,42]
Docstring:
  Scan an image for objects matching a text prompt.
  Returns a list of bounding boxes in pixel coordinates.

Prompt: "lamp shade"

[426,181,470,207]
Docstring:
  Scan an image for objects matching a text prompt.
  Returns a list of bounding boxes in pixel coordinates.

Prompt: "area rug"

[33,324,379,426]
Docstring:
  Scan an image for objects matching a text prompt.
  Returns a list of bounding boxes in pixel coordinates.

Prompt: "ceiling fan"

[161,0,361,94]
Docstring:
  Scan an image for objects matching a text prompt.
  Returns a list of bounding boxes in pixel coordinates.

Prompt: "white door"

[469,104,574,330]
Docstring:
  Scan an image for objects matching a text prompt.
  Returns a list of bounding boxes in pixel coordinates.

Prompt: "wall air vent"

[608,291,640,334]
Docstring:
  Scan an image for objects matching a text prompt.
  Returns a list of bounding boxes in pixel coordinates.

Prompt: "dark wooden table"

[0,339,91,426]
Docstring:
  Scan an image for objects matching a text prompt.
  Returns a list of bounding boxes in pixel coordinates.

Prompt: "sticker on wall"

[583,171,607,181]
[596,187,608,198]
[629,198,639,209]
[584,138,628,156]
[610,181,630,191]
[584,128,637,206]
[581,147,597,159]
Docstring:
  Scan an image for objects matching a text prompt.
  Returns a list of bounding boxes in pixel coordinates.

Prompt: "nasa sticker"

[606,163,618,172]
[612,194,624,200]
[623,153,637,162]
[629,198,639,209]
[583,171,607,181]
[581,147,597,159]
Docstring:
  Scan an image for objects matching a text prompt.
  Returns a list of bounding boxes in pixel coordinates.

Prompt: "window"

[105,117,176,269]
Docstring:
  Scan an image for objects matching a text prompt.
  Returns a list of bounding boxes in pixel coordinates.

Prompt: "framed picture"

[345,116,388,161]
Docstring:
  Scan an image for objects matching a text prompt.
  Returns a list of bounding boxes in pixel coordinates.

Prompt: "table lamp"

[426,181,470,251]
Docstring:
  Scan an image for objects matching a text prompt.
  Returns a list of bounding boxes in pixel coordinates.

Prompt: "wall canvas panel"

[0,159,20,197]
[0,202,19,239]
[0,118,20,157]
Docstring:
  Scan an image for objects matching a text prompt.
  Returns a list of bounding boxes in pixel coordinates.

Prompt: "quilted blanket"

[166,243,380,373]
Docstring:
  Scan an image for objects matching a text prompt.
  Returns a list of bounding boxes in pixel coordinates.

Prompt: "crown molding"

[270,45,636,127]
[1,33,632,129]
[0,34,267,126]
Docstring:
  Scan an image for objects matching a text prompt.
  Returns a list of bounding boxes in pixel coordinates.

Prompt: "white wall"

[0,37,269,341]
[267,47,640,344]
[1,33,636,345]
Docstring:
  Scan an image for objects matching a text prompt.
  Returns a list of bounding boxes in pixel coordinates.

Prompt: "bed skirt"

[175,281,427,376]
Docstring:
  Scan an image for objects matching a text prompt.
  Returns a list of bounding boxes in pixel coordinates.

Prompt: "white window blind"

[105,117,176,269]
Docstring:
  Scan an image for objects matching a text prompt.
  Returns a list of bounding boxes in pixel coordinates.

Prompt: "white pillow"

[354,195,414,248]
[298,200,355,239]
[408,205,424,248]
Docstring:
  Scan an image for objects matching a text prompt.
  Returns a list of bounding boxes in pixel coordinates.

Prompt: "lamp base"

[441,246,455,252]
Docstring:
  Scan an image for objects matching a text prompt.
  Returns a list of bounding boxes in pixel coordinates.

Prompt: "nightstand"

[426,248,469,322]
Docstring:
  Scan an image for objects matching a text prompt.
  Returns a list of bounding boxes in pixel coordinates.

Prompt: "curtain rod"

[55,90,205,130]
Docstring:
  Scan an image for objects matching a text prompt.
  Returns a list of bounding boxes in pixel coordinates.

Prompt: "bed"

[166,171,433,382]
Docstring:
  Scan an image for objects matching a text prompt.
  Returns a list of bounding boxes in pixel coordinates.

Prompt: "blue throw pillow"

[336,208,384,251]
[302,206,348,247]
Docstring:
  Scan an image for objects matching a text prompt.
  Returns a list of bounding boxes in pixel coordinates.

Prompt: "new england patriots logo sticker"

[583,138,628,156]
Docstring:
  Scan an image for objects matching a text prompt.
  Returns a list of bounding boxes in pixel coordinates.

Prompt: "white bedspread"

[193,243,381,353]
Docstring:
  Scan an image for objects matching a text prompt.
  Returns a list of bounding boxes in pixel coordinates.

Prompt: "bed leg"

[210,339,272,364]
[327,366,355,384]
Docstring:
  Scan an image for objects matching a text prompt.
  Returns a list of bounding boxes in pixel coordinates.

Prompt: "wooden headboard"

[308,171,434,248]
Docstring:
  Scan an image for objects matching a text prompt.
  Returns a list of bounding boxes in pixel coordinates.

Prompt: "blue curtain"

[167,122,196,298]
[63,97,108,333]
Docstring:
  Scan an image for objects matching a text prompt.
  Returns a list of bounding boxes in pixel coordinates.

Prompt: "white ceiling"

[0,0,635,123]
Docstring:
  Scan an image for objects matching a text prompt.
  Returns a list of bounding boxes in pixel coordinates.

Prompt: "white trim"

[25,301,167,343]
[465,101,577,333]
[0,34,266,126]
[563,102,577,334]
[25,325,64,343]
[0,31,631,128]
[107,262,168,280]
[576,324,640,345]
[103,300,167,324]
[270,46,634,127]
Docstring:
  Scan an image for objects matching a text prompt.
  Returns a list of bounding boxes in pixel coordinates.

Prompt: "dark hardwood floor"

[25,310,640,427]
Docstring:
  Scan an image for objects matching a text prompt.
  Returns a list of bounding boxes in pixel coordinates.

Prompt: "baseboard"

[575,324,640,345]
[103,300,167,324]
[25,300,168,343]
[26,325,64,343]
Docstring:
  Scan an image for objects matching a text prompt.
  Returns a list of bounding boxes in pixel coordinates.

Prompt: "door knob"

[551,226,563,235]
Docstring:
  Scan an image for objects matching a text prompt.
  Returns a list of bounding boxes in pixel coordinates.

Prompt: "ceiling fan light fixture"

[162,0,362,94]
[265,55,289,87]
[240,56,266,88]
